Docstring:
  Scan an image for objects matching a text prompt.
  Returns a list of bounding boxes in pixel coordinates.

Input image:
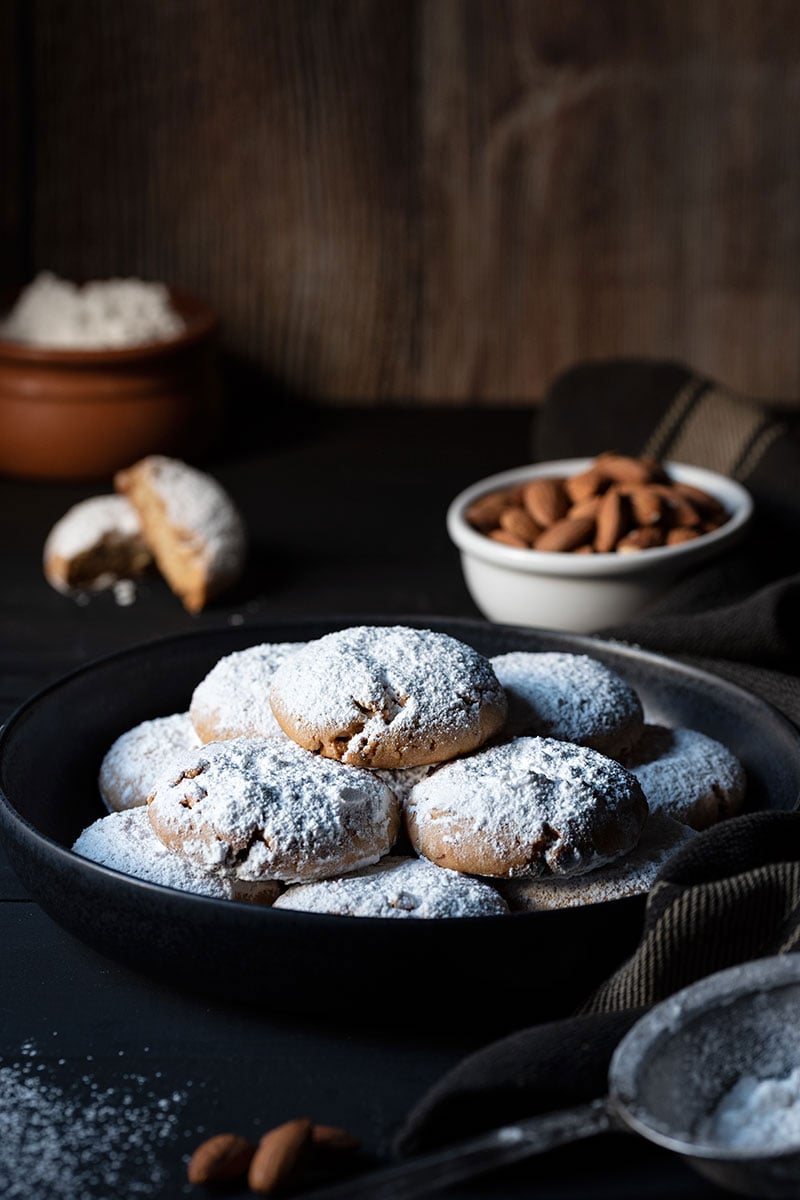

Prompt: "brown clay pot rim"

[0,286,218,365]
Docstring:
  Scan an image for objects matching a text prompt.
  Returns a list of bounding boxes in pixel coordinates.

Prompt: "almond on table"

[463,451,730,555]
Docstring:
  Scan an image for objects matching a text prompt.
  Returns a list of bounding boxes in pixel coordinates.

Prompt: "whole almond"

[616,527,665,553]
[595,453,659,485]
[627,485,664,527]
[248,1118,313,1195]
[499,505,541,544]
[595,488,628,553]
[489,528,528,549]
[522,478,569,527]
[672,481,727,520]
[564,466,604,504]
[187,1133,256,1186]
[534,516,595,552]
[654,487,703,528]
[567,494,602,521]
[311,1124,362,1153]
[667,526,701,545]
[464,490,514,531]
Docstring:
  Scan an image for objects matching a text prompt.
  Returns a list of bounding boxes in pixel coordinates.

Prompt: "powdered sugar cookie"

[624,724,746,829]
[189,642,307,743]
[490,651,644,758]
[268,625,508,769]
[147,736,400,883]
[73,807,282,905]
[405,735,648,879]
[114,455,246,613]
[43,494,152,595]
[98,712,201,812]
[498,813,696,910]
[273,855,508,919]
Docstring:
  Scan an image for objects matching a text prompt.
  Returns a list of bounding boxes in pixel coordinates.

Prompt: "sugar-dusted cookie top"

[490,651,644,758]
[273,855,508,919]
[147,736,400,884]
[268,624,508,769]
[624,724,746,829]
[405,735,648,879]
[114,455,246,613]
[43,493,152,595]
[98,711,201,813]
[189,642,306,743]
[498,812,696,910]
[73,807,282,905]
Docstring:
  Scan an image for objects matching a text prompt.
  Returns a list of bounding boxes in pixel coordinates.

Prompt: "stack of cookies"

[73,624,747,918]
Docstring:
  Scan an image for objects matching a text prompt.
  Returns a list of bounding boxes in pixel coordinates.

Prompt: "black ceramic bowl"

[1,617,799,1032]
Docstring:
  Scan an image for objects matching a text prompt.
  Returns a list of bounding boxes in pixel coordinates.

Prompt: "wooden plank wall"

[3,0,800,404]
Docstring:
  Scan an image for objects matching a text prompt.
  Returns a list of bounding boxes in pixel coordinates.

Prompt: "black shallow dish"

[1,616,799,1032]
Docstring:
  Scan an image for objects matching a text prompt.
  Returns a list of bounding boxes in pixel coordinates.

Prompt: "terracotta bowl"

[0,288,222,481]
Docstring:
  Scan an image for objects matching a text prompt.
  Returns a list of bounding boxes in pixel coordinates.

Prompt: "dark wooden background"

[3,0,800,405]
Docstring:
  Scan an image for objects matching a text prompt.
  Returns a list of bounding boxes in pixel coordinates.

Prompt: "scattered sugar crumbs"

[0,1040,195,1199]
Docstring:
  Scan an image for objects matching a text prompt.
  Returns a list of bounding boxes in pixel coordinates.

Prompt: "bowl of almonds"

[447,452,753,633]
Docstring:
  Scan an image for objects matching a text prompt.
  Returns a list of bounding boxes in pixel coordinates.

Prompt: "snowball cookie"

[405,735,648,879]
[498,813,696,910]
[147,736,400,884]
[623,724,747,830]
[490,651,645,759]
[274,855,509,919]
[43,494,152,595]
[189,642,307,743]
[72,807,282,905]
[268,624,508,769]
[114,454,246,613]
[98,712,202,813]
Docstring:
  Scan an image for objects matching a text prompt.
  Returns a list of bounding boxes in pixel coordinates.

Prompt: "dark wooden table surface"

[0,406,731,1198]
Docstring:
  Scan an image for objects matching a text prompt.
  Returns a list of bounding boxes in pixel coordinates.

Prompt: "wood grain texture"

[6,0,800,403]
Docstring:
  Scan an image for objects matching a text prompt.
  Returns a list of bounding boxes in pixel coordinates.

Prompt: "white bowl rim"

[447,458,754,579]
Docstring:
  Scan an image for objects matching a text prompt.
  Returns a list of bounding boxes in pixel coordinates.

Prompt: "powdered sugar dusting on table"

[274,855,508,918]
[0,1040,188,1197]
[190,642,306,740]
[269,625,506,765]
[491,651,644,755]
[147,736,398,883]
[407,735,648,877]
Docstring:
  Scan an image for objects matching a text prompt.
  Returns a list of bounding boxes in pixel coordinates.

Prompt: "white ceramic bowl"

[446,458,754,633]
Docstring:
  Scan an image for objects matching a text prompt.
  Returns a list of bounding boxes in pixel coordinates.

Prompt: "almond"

[627,485,664,527]
[616,527,665,553]
[534,516,595,552]
[567,494,602,521]
[666,526,701,545]
[248,1118,313,1195]
[498,505,541,544]
[187,1132,256,1186]
[564,466,605,504]
[489,528,528,549]
[311,1124,362,1153]
[522,478,569,527]
[595,452,659,485]
[464,489,515,531]
[595,488,628,553]
[672,481,727,520]
[653,487,703,528]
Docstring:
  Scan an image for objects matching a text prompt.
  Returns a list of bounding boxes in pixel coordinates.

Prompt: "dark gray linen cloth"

[396,359,800,1156]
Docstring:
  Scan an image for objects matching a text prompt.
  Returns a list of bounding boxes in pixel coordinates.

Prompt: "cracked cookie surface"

[404,735,648,878]
[147,736,400,883]
[267,625,507,769]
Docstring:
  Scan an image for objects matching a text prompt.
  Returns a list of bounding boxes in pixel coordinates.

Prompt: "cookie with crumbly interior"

[405,735,648,879]
[273,855,508,919]
[268,624,508,769]
[114,454,246,613]
[43,494,152,595]
[189,642,307,743]
[147,736,400,884]
[498,813,696,910]
[490,651,645,758]
[623,724,746,829]
[73,807,282,905]
[99,712,201,812]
